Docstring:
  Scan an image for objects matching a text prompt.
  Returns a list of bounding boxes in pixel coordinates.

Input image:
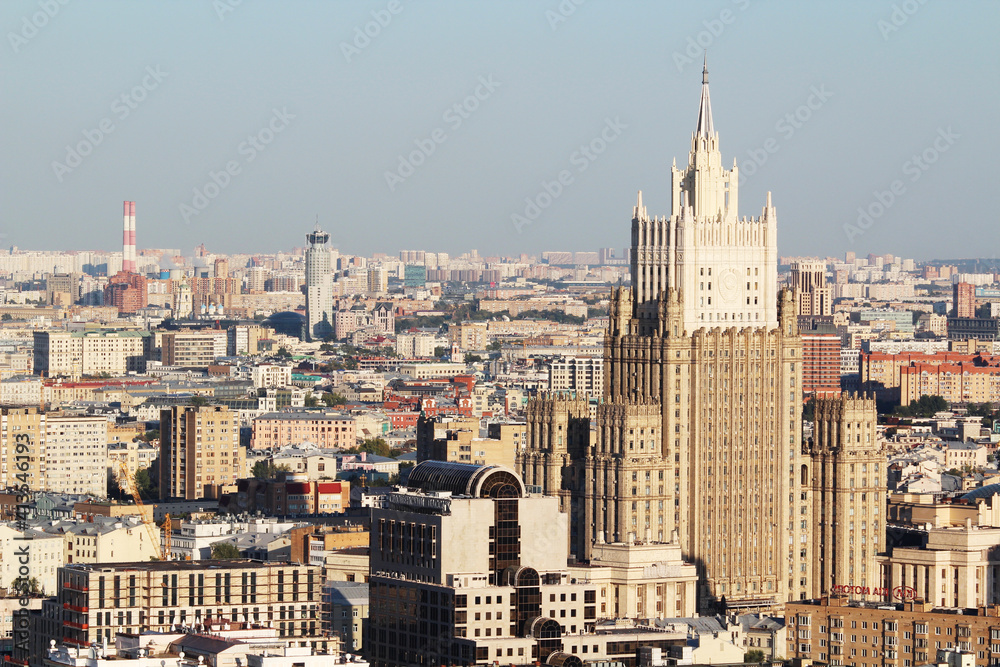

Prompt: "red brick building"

[800,318,842,397]
[955,281,976,318]
[104,271,147,314]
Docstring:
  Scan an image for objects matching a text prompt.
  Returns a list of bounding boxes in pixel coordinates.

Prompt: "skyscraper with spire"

[519,62,882,612]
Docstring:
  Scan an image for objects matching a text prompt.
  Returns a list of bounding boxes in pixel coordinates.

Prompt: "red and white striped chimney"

[122,200,136,273]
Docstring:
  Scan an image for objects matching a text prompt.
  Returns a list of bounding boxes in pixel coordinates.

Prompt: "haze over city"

[3,0,998,258]
[8,3,1000,667]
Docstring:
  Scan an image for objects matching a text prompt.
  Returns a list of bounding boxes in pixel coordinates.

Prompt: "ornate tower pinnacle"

[696,54,714,139]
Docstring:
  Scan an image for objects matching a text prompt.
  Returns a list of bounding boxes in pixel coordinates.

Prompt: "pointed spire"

[695,53,714,139]
[633,190,647,221]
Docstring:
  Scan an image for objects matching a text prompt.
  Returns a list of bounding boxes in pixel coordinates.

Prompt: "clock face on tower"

[718,268,740,303]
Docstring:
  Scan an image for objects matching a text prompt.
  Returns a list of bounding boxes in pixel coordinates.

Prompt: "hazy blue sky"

[2,0,997,260]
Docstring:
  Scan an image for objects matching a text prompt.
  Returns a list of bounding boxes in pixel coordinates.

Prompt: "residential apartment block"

[160,329,227,367]
[159,404,245,500]
[21,560,325,665]
[33,329,151,377]
[786,596,1000,667]
[251,411,356,450]
[548,355,604,395]
[0,408,108,496]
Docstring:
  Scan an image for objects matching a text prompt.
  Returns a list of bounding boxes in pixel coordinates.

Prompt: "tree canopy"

[251,461,291,479]
[211,542,241,559]
[895,395,948,418]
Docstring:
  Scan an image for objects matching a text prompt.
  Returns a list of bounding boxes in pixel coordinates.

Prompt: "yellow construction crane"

[164,513,171,560]
[116,460,167,560]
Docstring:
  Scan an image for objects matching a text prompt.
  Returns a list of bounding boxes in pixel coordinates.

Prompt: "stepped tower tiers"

[601,61,805,609]
[630,59,778,334]
[521,61,832,613]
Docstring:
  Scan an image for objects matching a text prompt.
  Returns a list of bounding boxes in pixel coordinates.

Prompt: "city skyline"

[2,1,998,259]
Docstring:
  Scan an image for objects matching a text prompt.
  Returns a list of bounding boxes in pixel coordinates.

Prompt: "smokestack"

[123,200,136,273]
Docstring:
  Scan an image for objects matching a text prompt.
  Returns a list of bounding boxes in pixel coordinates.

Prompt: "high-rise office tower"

[953,281,975,318]
[519,62,877,612]
[790,261,832,316]
[122,200,136,273]
[305,224,334,341]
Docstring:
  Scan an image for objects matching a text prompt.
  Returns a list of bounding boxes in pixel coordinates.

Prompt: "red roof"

[317,482,342,494]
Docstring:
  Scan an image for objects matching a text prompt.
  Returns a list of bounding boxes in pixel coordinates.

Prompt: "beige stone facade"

[159,404,244,500]
[807,395,885,597]
[518,64,878,612]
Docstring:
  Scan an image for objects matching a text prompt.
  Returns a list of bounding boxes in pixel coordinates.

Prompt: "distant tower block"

[122,201,137,273]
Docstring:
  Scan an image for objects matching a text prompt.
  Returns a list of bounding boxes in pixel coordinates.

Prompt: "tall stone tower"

[807,394,884,599]
[519,394,590,554]
[521,61,815,611]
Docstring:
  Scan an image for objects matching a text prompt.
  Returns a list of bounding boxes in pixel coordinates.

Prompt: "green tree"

[744,649,766,664]
[968,402,995,418]
[304,395,319,407]
[433,346,448,359]
[189,395,209,407]
[276,347,292,358]
[322,392,347,407]
[896,394,949,418]
[802,397,816,422]
[210,542,241,560]
[359,438,391,457]
[142,429,160,442]
[464,353,482,363]
[485,341,501,351]
[0,314,12,322]
[134,467,156,499]
[11,576,40,596]
[251,461,291,479]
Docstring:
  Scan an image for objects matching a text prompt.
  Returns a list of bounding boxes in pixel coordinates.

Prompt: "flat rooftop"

[63,559,311,573]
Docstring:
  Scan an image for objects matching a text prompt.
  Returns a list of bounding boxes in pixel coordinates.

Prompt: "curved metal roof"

[962,483,1000,501]
[406,460,525,498]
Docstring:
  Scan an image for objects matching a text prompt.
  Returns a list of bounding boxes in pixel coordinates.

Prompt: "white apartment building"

[33,330,151,377]
[107,440,158,480]
[251,364,292,389]
[0,523,64,595]
[36,516,160,565]
[367,460,697,667]
[548,355,604,395]
[45,415,108,496]
[395,333,446,358]
[0,377,42,406]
